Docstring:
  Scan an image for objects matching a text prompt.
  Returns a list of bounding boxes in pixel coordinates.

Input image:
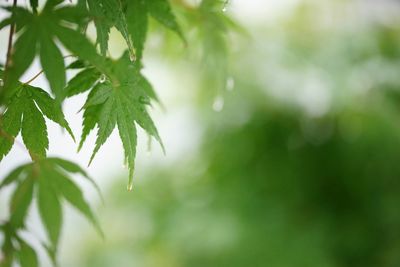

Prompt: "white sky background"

[1,0,399,265]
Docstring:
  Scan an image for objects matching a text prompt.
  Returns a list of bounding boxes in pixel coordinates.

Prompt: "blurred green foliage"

[62,1,400,267]
[73,2,400,266]
[77,99,400,267]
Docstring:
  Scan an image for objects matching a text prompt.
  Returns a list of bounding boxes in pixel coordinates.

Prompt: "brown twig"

[22,54,77,85]
[23,70,44,85]
[0,0,18,105]
[5,0,18,71]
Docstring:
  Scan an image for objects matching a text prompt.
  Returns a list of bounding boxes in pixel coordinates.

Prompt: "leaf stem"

[23,55,76,85]
[23,70,44,85]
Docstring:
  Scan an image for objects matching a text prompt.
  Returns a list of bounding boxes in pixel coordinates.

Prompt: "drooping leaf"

[39,29,66,99]
[0,98,23,161]
[66,59,89,69]
[37,173,62,248]
[1,3,103,102]
[137,74,160,103]
[65,67,101,97]
[53,25,106,72]
[115,91,137,188]
[18,239,38,267]
[51,169,103,237]
[28,85,75,140]
[1,84,74,158]
[29,0,39,13]
[47,157,103,201]
[21,98,48,159]
[87,0,136,60]
[89,94,117,165]
[87,0,111,55]
[3,25,37,97]
[126,0,148,60]
[147,0,185,41]
[0,165,27,189]
[0,17,12,31]
[1,6,33,32]
[79,53,163,185]
[10,175,34,228]
[79,105,101,151]
[82,82,113,108]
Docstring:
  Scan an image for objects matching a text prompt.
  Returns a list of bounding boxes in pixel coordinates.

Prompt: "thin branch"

[5,0,18,71]
[0,0,18,106]
[23,54,76,85]
[23,70,44,85]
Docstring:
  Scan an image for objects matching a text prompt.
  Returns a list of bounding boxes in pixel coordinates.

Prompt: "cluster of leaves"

[0,0,235,266]
[0,158,101,267]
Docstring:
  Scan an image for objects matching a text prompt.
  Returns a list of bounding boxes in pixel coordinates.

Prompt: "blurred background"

[2,0,400,266]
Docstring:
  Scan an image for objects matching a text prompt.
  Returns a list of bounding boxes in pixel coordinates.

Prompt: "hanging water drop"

[212,95,224,112]
[129,52,136,62]
[127,182,133,191]
[99,74,107,83]
[222,0,229,12]
[226,77,235,91]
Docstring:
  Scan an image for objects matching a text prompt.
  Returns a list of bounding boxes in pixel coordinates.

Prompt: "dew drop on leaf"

[212,96,225,112]
[129,53,136,62]
[139,96,150,105]
[226,77,235,91]
[99,74,107,83]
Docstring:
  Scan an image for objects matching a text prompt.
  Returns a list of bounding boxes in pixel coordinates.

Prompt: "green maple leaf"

[65,67,101,97]
[0,85,73,160]
[17,239,38,267]
[125,0,148,60]
[37,170,62,247]
[77,52,163,188]
[86,0,183,61]
[87,0,112,56]
[87,0,135,59]
[29,0,38,13]
[0,158,102,251]
[9,176,35,228]
[2,1,101,100]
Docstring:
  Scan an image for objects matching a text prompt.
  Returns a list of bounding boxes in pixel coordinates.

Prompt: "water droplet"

[226,77,235,91]
[129,53,136,62]
[212,96,224,112]
[139,96,150,105]
[99,74,107,83]
[222,0,229,12]
[0,79,4,87]
[127,182,133,191]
